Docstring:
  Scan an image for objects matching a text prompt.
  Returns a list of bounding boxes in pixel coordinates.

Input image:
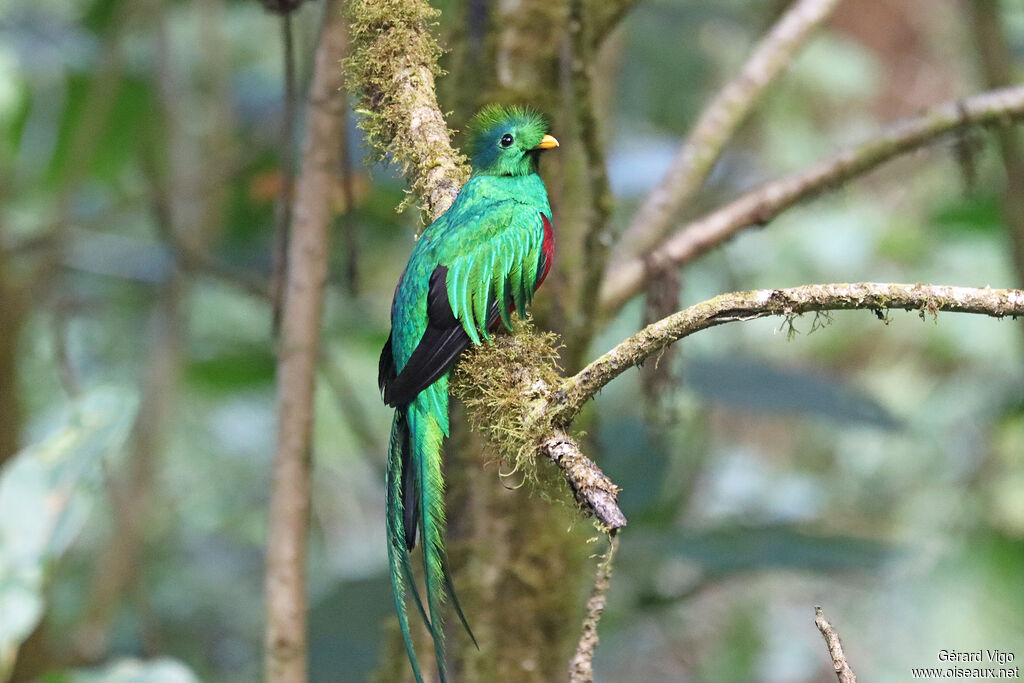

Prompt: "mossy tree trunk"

[352,0,614,678]
[443,2,599,681]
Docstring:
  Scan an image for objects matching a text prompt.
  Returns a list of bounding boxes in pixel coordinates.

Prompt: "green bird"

[378,105,558,682]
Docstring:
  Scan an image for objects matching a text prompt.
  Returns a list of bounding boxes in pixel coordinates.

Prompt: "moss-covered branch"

[451,320,627,530]
[612,0,841,259]
[346,0,469,220]
[453,281,1024,526]
[600,84,1024,313]
[555,282,1024,424]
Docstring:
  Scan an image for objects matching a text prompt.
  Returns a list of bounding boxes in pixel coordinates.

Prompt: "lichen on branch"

[557,282,1024,424]
[345,0,469,220]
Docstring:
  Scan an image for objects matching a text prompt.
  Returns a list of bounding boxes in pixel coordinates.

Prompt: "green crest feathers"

[467,105,549,163]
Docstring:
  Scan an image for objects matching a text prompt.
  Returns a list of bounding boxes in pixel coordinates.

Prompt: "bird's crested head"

[467,105,558,177]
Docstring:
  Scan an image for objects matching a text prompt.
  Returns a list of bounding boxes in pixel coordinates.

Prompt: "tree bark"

[966,0,1024,290]
[0,244,24,467]
[264,3,347,681]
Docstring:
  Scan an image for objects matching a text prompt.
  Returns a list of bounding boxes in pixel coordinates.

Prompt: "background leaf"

[0,388,137,678]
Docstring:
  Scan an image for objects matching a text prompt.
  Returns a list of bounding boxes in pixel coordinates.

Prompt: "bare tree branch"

[271,11,299,335]
[569,0,616,365]
[614,0,841,259]
[966,1,1024,288]
[542,432,626,530]
[815,606,858,683]
[338,99,359,295]
[264,2,347,681]
[589,0,641,48]
[599,85,1024,313]
[0,246,27,466]
[554,282,1024,424]
[569,534,619,683]
[346,0,470,221]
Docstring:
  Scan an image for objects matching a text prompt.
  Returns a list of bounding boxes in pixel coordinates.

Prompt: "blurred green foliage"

[47,658,201,683]
[1,0,1023,681]
[0,389,136,678]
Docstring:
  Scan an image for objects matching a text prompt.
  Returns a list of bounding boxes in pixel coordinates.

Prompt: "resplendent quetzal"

[378,105,558,682]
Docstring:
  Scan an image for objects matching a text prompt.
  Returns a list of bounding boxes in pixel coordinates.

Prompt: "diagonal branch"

[542,432,626,531]
[614,0,841,259]
[815,606,858,683]
[599,85,1024,314]
[589,0,641,48]
[552,282,1024,425]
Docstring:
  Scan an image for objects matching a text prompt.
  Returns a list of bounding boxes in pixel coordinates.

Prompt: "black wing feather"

[378,333,396,396]
[381,266,499,408]
[398,410,420,550]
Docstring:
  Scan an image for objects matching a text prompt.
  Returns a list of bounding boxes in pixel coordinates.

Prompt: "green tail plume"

[386,410,428,683]
[410,388,449,681]
[387,378,475,683]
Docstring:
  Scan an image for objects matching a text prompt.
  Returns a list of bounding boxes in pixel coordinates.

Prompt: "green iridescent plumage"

[378,105,557,683]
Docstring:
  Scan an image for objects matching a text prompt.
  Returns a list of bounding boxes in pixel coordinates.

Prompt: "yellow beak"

[532,135,559,150]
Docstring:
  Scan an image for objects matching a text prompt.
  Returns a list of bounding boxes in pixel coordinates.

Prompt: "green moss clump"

[450,316,564,483]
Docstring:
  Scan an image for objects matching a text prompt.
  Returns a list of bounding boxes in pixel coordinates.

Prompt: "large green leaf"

[0,387,137,679]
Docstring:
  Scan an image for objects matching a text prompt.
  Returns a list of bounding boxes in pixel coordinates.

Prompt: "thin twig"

[264,2,347,681]
[181,251,271,301]
[51,305,82,399]
[319,350,382,462]
[599,85,1024,313]
[614,0,841,259]
[555,282,1024,424]
[73,272,182,662]
[815,606,858,683]
[569,534,619,683]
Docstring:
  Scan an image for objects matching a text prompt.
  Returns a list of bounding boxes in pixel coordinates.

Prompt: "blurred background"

[1,0,1024,681]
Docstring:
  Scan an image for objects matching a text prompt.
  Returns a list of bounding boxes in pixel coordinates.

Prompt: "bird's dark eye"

[500,134,514,148]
